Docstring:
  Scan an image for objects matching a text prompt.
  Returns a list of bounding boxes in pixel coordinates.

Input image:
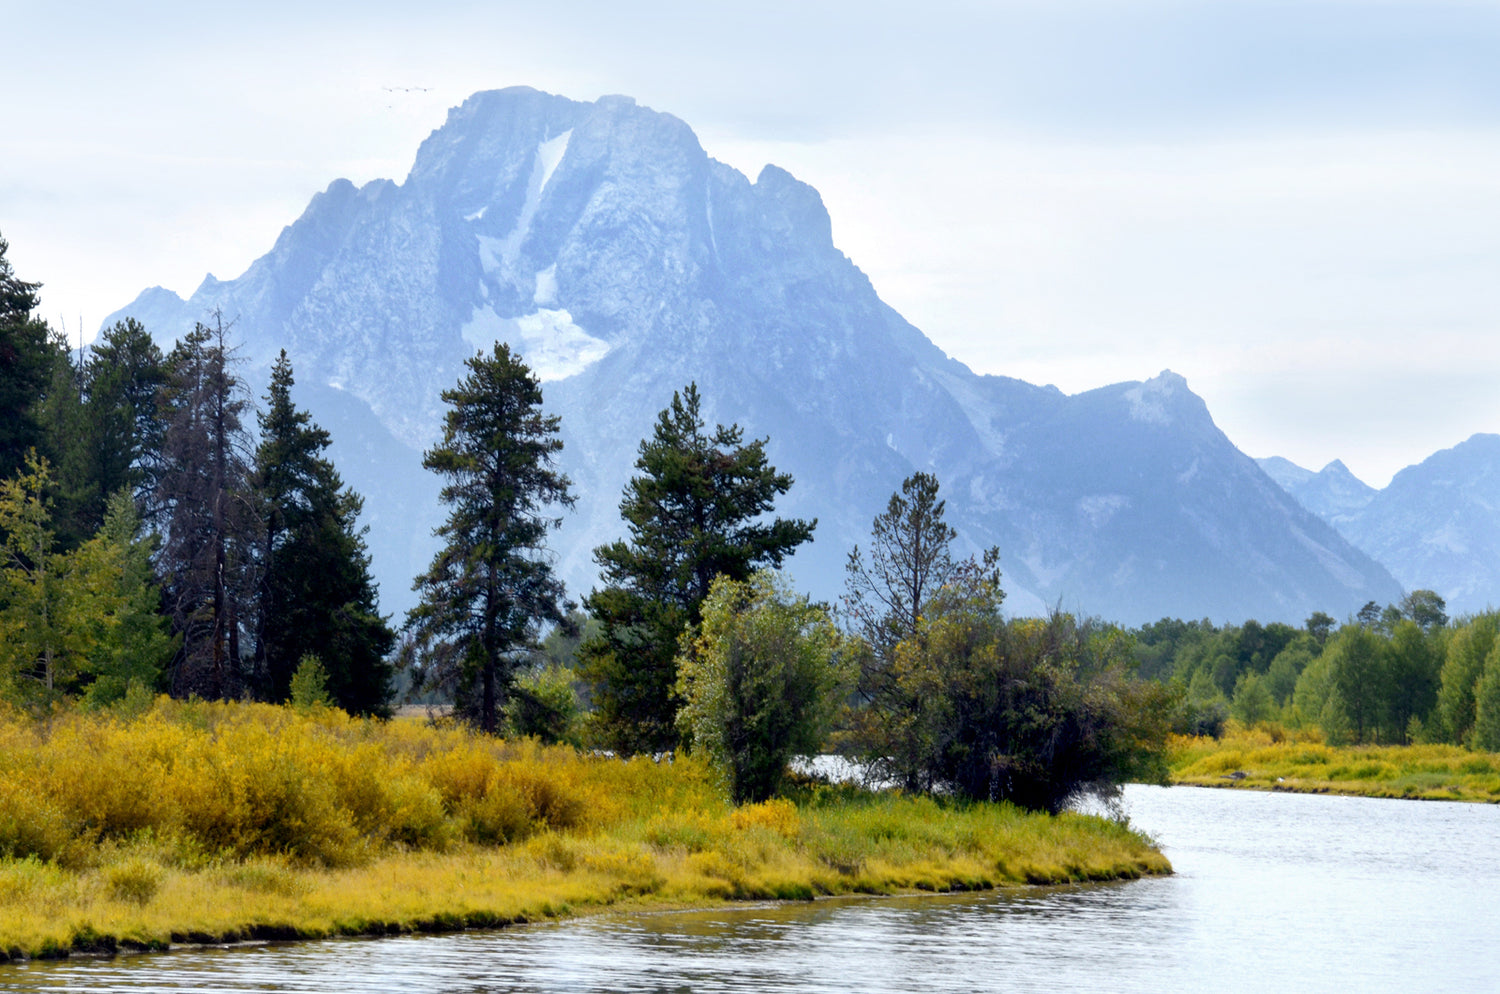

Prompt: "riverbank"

[1169,730,1500,802]
[0,700,1168,961]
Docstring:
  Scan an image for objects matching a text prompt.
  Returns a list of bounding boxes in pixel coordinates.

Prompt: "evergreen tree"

[154,319,261,699]
[841,472,1000,711]
[0,233,62,485]
[406,344,573,733]
[254,352,395,715]
[578,383,815,754]
[82,319,168,521]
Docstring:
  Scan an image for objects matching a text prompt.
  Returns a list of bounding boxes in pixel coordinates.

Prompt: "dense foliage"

[578,383,815,754]
[1135,593,1500,749]
[0,234,393,714]
[842,474,1171,812]
[676,571,848,803]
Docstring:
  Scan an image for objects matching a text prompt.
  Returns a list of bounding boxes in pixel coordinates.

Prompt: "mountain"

[1335,435,1500,614]
[103,86,1401,626]
[1256,457,1378,530]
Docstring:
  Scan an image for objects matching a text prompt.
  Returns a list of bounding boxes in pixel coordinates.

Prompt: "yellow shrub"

[103,856,162,905]
[729,798,800,839]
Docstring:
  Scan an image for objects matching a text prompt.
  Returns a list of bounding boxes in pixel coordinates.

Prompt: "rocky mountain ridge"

[106,86,1402,625]
[1262,436,1500,615]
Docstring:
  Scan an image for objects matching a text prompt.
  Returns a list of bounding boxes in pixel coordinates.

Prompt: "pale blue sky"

[6,0,1500,486]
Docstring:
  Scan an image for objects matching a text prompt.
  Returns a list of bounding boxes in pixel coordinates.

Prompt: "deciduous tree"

[677,571,847,803]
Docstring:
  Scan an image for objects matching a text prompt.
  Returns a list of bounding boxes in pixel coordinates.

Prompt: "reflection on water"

[10,785,1499,993]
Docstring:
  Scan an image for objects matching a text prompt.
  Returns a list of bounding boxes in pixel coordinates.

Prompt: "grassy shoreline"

[1169,730,1500,802]
[0,700,1168,961]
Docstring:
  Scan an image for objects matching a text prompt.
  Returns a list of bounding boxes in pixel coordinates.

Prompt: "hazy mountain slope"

[1257,456,1377,530]
[1335,434,1500,614]
[104,86,1400,625]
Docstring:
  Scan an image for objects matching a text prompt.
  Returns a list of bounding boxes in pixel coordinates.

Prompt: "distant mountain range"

[1258,434,1500,616]
[105,86,1419,626]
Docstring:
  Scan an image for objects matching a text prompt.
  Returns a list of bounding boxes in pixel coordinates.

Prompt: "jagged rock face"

[1335,435,1500,614]
[1258,457,1378,530]
[105,87,1402,625]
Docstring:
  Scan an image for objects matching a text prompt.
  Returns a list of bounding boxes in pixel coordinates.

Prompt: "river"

[7,785,1497,992]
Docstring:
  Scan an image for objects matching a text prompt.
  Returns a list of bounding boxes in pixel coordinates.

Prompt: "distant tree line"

[1134,591,1500,750]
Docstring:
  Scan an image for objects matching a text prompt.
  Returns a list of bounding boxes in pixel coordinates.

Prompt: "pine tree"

[82,319,168,520]
[0,233,65,486]
[254,352,395,715]
[154,318,260,699]
[578,383,815,754]
[406,344,573,733]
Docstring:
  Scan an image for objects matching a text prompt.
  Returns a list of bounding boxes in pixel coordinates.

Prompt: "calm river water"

[7,785,1497,993]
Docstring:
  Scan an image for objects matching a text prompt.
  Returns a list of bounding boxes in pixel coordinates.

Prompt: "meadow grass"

[0,699,1167,960]
[1169,726,1500,802]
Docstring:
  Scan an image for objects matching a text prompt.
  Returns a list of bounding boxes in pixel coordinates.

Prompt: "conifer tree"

[0,234,65,486]
[154,318,260,699]
[406,344,573,733]
[82,319,168,519]
[254,352,394,715]
[578,383,815,754]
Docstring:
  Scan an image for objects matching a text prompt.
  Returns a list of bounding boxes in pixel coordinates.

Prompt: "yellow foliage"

[728,798,800,838]
[1171,728,1500,801]
[0,699,1169,958]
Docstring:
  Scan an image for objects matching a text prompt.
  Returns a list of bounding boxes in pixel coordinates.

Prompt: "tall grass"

[1169,727,1500,802]
[0,699,1167,960]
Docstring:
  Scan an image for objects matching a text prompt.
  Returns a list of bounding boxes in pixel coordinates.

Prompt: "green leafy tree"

[1384,619,1441,742]
[677,571,847,803]
[0,453,74,701]
[253,352,394,715]
[578,383,815,754]
[1471,643,1500,753]
[72,490,176,707]
[1399,589,1448,633]
[1231,671,1275,727]
[1323,624,1389,743]
[1290,650,1333,730]
[857,568,1172,813]
[1264,638,1315,708]
[1435,614,1499,745]
[0,460,171,706]
[1180,667,1229,737]
[406,344,573,733]
[289,654,333,712]
[1305,611,1336,648]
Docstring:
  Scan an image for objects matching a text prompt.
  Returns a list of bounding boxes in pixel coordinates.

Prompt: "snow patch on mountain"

[534,264,558,306]
[460,304,609,381]
[537,129,571,190]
